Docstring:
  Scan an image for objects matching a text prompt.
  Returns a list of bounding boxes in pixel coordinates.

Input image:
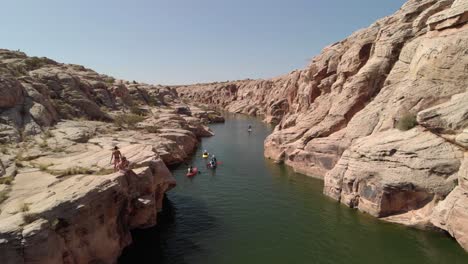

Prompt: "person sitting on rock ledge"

[110,146,122,171]
[118,156,130,171]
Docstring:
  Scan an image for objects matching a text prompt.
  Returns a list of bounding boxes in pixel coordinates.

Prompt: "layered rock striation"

[177,0,468,251]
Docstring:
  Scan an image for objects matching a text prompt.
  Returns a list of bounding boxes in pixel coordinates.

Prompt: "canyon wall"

[0,49,223,263]
[177,0,468,251]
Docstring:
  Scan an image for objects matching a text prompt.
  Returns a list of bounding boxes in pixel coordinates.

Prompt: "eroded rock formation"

[176,0,468,251]
[0,48,224,263]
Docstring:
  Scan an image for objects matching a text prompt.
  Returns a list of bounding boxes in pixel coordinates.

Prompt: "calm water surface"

[120,113,468,264]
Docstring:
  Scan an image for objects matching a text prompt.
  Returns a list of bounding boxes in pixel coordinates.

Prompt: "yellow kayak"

[202,154,209,158]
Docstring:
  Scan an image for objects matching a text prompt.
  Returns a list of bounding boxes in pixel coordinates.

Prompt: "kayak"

[186,167,198,177]
[207,162,221,169]
[202,154,209,158]
[248,129,252,132]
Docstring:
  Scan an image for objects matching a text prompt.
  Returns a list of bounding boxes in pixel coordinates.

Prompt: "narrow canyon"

[0,0,467,263]
[177,0,468,252]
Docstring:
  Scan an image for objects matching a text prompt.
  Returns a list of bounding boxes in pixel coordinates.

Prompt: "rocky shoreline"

[176,0,468,251]
[0,49,224,263]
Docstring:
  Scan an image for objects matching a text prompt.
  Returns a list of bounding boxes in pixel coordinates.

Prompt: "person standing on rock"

[110,146,122,171]
[118,156,130,171]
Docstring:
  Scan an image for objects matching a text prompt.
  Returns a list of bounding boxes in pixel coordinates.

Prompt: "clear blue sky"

[2,0,406,85]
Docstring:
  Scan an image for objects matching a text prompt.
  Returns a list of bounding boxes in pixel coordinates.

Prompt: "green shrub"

[49,167,93,177]
[0,146,8,154]
[53,146,66,153]
[397,112,418,131]
[19,203,30,212]
[0,189,10,204]
[43,130,53,139]
[51,218,69,230]
[39,164,51,171]
[0,177,13,185]
[94,168,115,175]
[114,114,145,128]
[15,161,24,168]
[144,126,160,134]
[130,106,147,116]
[22,213,39,224]
[16,151,25,161]
[39,140,49,150]
[24,57,47,70]
[105,77,115,85]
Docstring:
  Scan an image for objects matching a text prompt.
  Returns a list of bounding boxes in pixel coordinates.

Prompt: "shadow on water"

[118,194,218,264]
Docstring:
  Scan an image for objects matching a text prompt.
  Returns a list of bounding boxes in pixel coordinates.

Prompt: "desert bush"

[0,146,8,154]
[24,57,48,70]
[130,105,147,116]
[19,203,30,212]
[0,176,13,185]
[94,168,115,175]
[15,161,24,168]
[53,146,66,153]
[16,151,25,161]
[105,77,115,85]
[43,130,53,139]
[114,114,145,128]
[397,112,418,131]
[50,218,70,230]
[144,126,160,134]
[50,167,93,177]
[22,213,39,224]
[39,163,51,171]
[0,189,10,204]
[39,140,49,150]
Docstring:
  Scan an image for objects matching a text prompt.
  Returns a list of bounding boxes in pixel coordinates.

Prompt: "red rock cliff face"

[177,0,468,251]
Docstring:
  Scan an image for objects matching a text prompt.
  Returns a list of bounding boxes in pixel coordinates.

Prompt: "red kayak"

[186,167,198,177]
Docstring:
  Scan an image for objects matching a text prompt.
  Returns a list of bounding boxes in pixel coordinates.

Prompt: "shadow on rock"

[118,194,217,264]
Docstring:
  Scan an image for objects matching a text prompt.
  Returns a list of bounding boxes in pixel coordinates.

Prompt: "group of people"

[110,146,130,171]
[203,150,217,168]
[187,150,217,174]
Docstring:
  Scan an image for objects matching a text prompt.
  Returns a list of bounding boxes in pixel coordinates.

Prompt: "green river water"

[119,113,468,264]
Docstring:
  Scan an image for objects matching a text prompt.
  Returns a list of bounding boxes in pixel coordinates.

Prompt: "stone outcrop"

[176,0,468,251]
[0,46,224,263]
[0,143,176,264]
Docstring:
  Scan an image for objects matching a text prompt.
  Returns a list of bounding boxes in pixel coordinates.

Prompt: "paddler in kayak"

[187,165,194,174]
[209,155,217,168]
[202,150,209,158]
[209,159,217,168]
[248,125,252,133]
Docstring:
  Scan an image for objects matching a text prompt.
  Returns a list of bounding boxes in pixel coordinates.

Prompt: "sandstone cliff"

[0,49,223,263]
[177,0,468,251]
